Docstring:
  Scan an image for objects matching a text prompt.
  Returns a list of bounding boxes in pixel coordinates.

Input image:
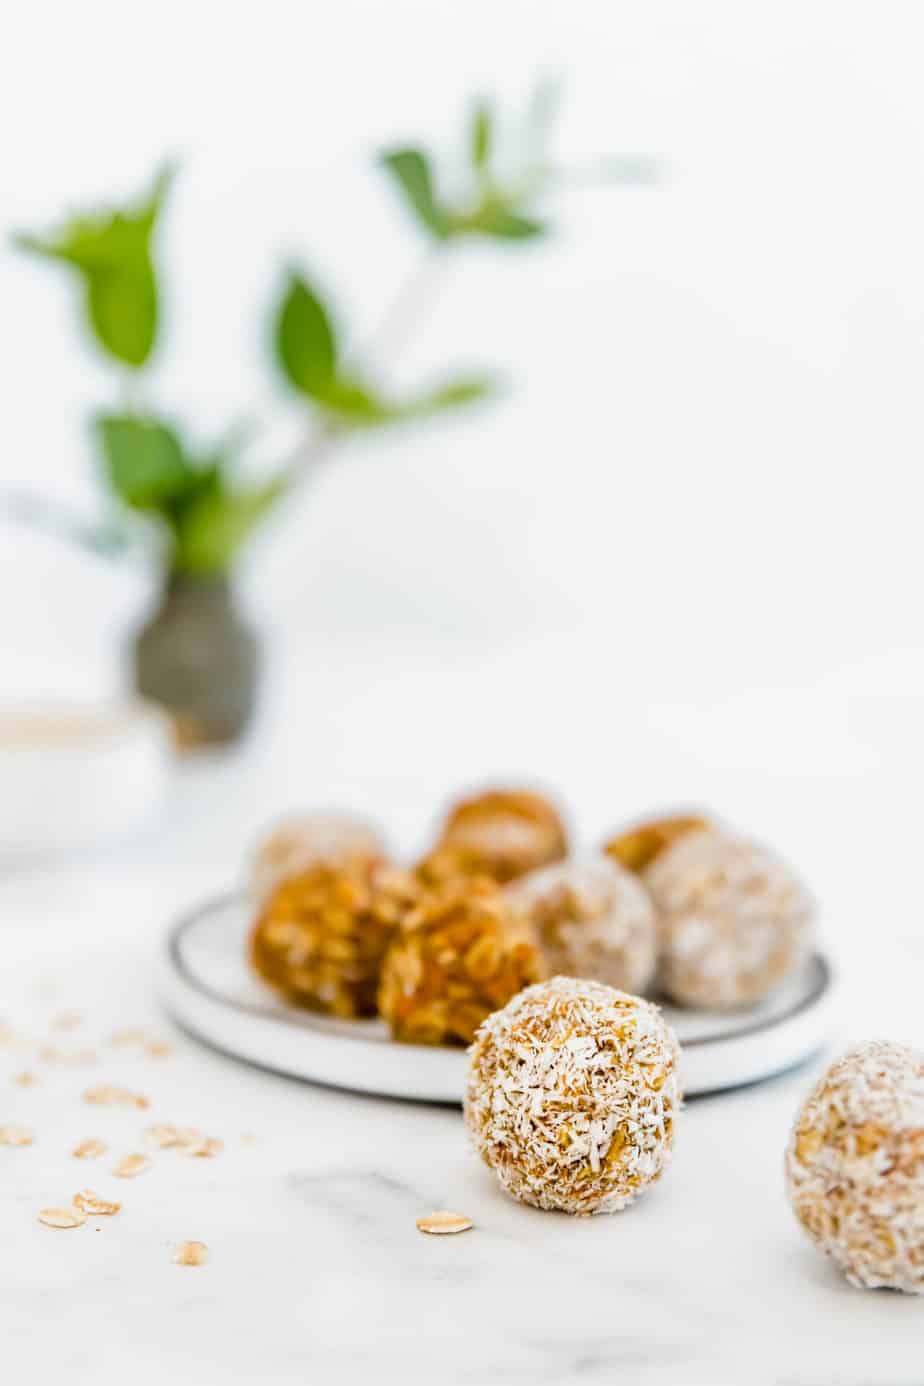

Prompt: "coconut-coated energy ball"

[418,788,568,887]
[506,858,657,995]
[251,812,386,900]
[250,858,419,1017]
[465,977,681,1214]
[644,829,813,1009]
[378,876,545,1046]
[785,1042,924,1294]
[603,813,711,874]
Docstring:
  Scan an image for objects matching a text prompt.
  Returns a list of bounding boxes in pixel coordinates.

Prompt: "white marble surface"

[2,671,924,1386]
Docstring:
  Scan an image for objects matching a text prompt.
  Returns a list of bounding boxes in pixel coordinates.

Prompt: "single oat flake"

[144,1124,182,1150]
[83,1084,149,1110]
[415,1211,474,1235]
[173,1240,209,1266]
[112,1153,151,1178]
[38,1206,86,1229]
[0,1124,34,1147]
[182,1136,223,1159]
[12,1071,38,1087]
[51,1011,83,1032]
[73,1189,121,1216]
[72,1138,107,1160]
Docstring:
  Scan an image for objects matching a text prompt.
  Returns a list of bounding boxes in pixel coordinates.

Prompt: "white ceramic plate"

[161,894,838,1102]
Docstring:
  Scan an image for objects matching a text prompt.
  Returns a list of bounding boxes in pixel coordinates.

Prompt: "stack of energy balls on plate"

[248,789,924,1294]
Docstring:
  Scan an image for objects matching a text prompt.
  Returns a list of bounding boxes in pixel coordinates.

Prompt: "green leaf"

[86,261,157,367]
[380,148,448,239]
[173,476,287,574]
[275,271,338,398]
[14,165,173,368]
[406,375,497,416]
[316,373,496,428]
[95,413,193,510]
[475,206,547,240]
[470,101,493,170]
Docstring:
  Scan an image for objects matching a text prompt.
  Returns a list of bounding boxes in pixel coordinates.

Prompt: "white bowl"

[0,701,172,859]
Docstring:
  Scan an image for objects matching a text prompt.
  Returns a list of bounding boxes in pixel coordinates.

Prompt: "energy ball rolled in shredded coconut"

[506,858,657,995]
[251,812,386,900]
[785,1042,924,1294]
[644,828,813,1008]
[464,976,681,1214]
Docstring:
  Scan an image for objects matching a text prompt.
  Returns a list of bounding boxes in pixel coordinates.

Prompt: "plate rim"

[166,890,834,1053]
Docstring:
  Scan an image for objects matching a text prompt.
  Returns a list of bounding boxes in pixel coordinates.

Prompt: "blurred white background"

[4,1,924,885]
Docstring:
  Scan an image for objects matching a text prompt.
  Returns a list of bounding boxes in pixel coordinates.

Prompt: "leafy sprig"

[10,87,652,575]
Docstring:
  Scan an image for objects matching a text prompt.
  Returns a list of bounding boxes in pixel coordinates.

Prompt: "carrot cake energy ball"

[506,858,657,995]
[378,877,545,1045]
[785,1043,924,1294]
[251,812,386,900]
[465,977,681,1214]
[644,828,813,1008]
[250,858,418,1017]
[418,788,568,887]
[603,813,711,874]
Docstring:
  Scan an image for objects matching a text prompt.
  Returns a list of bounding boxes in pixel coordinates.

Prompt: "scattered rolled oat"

[41,1045,98,1065]
[109,1028,147,1047]
[506,858,657,995]
[418,788,568,886]
[415,1212,473,1235]
[51,1010,83,1032]
[0,1124,34,1147]
[603,813,711,874]
[644,828,813,1008]
[144,1041,174,1059]
[112,1153,151,1178]
[182,1136,223,1159]
[84,1084,149,1110]
[12,1071,38,1087]
[785,1042,924,1294]
[251,857,420,1018]
[144,1124,182,1150]
[73,1189,121,1216]
[465,977,681,1215]
[251,811,387,901]
[72,1139,107,1160]
[378,876,546,1046]
[38,1206,86,1229]
[172,1240,209,1266]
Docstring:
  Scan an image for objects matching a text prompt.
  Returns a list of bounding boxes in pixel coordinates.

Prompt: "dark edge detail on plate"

[166,892,833,1052]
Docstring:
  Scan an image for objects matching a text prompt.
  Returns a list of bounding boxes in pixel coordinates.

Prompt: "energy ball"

[465,976,681,1214]
[506,858,657,995]
[603,813,711,874]
[250,858,419,1018]
[251,812,386,900]
[644,828,813,1009]
[378,877,545,1046]
[418,788,568,886]
[785,1043,924,1294]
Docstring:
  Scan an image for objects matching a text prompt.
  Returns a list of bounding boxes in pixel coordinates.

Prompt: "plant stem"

[354,243,447,379]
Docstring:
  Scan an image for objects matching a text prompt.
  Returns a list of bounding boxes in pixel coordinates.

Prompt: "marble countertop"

[3,688,924,1385]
